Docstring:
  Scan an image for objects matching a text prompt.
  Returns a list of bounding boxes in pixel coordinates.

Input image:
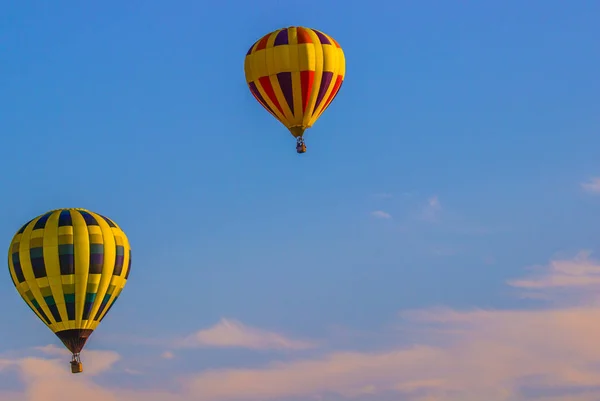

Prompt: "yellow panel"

[309,57,341,125]
[307,45,340,125]
[87,274,102,285]
[337,47,346,77]
[96,228,131,323]
[84,212,116,330]
[321,44,336,73]
[35,277,50,287]
[297,44,315,71]
[8,240,40,324]
[302,29,323,127]
[30,229,44,239]
[18,215,59,332]
[268,74,294,124]
[43,211,69,325]
[309,31,346,126]
[287,44,299,73]
[71,210,90,330]
[89,234,103,243]
[287,27,298,46]
[248,60,257,83]
[251,50,268,80]
[58,226,73,235]
[253,78,288,125]
[121,228,131,280]
[272,45,292,73]
[87,225,102,235]
[244,56,253,83]
[264,31,278,77]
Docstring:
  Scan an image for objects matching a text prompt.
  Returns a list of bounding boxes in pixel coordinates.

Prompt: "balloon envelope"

[244,26,345,138]
[7,208,131,355]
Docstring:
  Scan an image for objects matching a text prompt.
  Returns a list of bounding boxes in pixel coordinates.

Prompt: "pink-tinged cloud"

[185,308,600,401]
[181,252,600,401]
[5,252,600,400]
[508,251,600,291]
[32,344,120,376]
[0,348,122,401]
[176,318,316,350]
[581,177,600,193]
[161,351,175,359]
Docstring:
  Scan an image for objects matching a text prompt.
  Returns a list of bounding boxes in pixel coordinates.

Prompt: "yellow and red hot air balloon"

[7,208,131,374]
[244,26,346,154]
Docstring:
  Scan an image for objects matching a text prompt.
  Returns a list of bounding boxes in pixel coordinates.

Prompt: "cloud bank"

[581,177,600,193]
[176,318,316,350]
[4,253,600,400]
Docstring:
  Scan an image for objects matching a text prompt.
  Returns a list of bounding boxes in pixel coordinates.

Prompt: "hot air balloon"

[244,26,346,154]
[7,208,131,374]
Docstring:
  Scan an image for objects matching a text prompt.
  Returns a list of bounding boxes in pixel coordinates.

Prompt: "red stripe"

[318,75,343,115]
[258,76,285,115]
[300,70,315,113]
[297,27,313,44]
[255,34,270,51]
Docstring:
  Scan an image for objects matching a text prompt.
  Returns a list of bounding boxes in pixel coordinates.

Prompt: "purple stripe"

[90,253,104,265]
[314,30,331,45]
[113,254,124,275]
[313,71,334,114]
[274,29,288,46]
[59,254,74,275]
[249,81,276,115]
[276,72,294,114]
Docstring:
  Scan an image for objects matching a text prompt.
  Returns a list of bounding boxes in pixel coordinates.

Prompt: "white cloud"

[176,318,316,350]
[581,177,600,193]
[371,210,392,219]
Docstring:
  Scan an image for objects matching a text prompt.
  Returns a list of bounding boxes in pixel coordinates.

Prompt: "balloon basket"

[71,361,83,374]
[70,360,83,374]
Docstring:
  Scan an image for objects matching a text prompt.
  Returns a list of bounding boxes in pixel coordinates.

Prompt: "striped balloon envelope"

[7,208,131,373]
[244,26,345,151]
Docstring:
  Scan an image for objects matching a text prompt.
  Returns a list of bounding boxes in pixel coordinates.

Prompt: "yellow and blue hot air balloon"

[244,26,346,154]
[7,208,131,374]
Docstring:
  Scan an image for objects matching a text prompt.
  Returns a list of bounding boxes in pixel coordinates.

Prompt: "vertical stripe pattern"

[7,208,131,353]
[244,26,345,137]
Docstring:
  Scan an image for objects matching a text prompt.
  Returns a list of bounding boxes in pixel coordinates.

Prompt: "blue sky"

[1,1,600,400]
